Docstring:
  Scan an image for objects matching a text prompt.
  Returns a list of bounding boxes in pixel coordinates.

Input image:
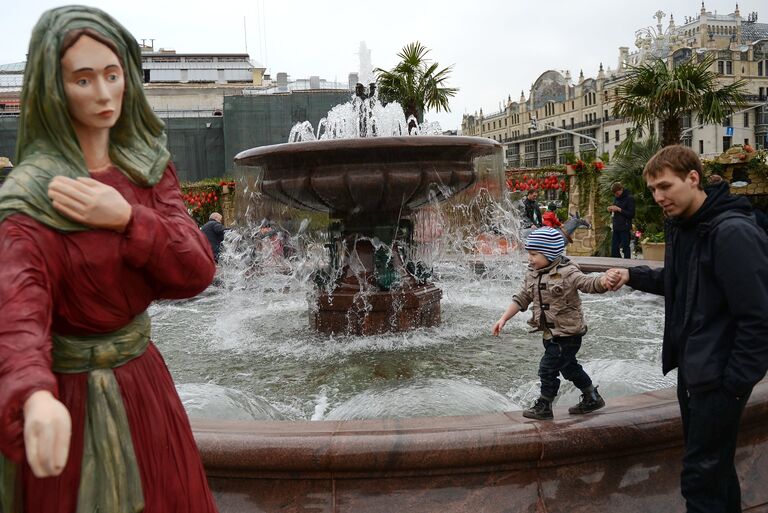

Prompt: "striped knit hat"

[525,227,565,261]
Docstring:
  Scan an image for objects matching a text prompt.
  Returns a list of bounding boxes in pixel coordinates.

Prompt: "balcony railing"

[503,118,604,143]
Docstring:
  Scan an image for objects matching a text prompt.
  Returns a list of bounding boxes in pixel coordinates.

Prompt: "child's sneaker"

[568,386,605,414]
[523,397,553,420]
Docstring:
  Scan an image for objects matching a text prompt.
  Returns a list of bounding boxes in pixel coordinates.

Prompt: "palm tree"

[375,42,458,124]
[613,55,746,150]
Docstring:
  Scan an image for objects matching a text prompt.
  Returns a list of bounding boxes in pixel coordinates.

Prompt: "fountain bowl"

[233,136,500,218]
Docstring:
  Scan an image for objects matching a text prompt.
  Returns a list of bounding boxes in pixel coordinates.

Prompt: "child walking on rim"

[492,227,616,419]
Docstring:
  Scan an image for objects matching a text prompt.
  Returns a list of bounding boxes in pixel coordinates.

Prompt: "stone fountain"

[190,93,768,512]
[234,135,500,334]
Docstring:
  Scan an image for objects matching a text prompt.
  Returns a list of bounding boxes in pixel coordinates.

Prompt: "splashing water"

[152,187,669,421]
[287,92,442,142]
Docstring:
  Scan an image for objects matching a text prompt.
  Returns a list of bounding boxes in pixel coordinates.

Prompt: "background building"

[462,4,768,168]
[0,44,358,181]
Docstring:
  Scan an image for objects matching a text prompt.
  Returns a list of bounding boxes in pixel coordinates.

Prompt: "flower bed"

[180,180,235,225]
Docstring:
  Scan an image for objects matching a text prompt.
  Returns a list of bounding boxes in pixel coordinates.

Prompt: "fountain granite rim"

[193,383,767,474]
[233,135,500,164]
[191,258,768,512]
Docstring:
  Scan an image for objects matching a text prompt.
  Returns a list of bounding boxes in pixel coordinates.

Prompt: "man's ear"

[689,169,702,187]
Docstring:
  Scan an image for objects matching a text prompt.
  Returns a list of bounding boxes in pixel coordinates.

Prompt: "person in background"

[542,203,562,229]
[608,181,635,259]
[708,174,724,185]
[201,212,226,262]
[522,190,543,228]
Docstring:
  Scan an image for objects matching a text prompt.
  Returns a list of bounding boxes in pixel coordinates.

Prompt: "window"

[744,112,749,128]
[759,61,764,76]
[724,115,732,127]
[726,61,732,75]
[723,136,731,152]
[604,132,610,143]
[699,140,704,154]
[570,117,574,127]
[718,61,724,74]
[615,130,620,142]
[745,138,750,146]
[604,110,609,120]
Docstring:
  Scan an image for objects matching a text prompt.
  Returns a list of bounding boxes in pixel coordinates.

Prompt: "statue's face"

[60,35,124,132]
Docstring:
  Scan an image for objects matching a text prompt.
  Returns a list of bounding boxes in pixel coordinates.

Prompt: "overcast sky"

[3,1,761,130]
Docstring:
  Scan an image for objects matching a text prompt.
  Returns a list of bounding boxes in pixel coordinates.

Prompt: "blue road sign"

[725,126,734,137]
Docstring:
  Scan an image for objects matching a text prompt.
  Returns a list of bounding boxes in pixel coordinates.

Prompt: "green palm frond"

[612,56,746,150]
[374,41,458,122]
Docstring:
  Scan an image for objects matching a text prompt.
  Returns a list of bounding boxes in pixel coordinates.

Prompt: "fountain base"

[311,284,442,335]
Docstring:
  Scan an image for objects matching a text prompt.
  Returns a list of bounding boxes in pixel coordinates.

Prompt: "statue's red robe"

[0,163,219,512]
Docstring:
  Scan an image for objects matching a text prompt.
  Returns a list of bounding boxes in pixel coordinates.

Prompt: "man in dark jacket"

[607,145,768,513]
[521,190,542,228]
[608,181,635,258]
[201,212,226,262]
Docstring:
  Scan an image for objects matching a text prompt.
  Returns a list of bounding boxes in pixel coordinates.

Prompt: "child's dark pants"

[538,335,593,399]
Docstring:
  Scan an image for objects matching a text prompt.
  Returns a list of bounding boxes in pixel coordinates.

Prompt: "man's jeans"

[678,377,751,513]
[538,335,592,399]
[611,229,631,259]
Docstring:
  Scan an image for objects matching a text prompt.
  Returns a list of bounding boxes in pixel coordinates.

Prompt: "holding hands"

[48,176,132,232]
[604,268,630,291]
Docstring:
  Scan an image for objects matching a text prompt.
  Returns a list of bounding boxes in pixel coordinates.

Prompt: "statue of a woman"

[0,6,218,512]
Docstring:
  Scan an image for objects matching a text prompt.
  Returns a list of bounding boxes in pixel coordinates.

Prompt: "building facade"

[462,4,768,167]
[0,44,359,180]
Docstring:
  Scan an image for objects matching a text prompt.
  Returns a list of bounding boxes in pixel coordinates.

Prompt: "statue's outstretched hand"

[23,390,71,478]
[48,176,132,232]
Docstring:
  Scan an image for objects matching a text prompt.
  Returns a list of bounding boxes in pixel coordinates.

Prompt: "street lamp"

[530,115,603,156]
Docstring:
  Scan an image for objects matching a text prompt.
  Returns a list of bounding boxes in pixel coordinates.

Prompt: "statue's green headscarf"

[0,5,170,231]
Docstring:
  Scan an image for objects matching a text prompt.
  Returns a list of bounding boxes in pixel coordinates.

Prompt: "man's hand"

[605,268,630,291]
[607,205,621,213]
[23,391,71,478]
[48,176,132,232]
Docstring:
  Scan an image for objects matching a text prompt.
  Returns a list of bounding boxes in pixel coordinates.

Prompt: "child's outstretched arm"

[492,302,521,336]
[569,268,614,294]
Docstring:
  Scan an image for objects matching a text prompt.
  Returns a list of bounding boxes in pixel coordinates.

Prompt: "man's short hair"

[611,181,623,193]
[209,212,222,221]
[526,190,537,197]
[643,145,704,189]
